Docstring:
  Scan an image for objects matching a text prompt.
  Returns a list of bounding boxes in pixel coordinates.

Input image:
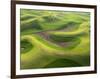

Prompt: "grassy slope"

[20,9,90,69]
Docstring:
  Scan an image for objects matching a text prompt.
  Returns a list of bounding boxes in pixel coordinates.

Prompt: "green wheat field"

[20,9,90,69]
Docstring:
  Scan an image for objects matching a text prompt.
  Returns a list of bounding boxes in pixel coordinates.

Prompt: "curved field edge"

[20,34,90,69]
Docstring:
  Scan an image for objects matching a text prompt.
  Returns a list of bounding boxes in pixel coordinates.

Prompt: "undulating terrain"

[20,9,90,69]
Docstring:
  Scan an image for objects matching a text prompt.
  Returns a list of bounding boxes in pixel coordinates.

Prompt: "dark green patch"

[21,39,33,54]
[43,59,82,68]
